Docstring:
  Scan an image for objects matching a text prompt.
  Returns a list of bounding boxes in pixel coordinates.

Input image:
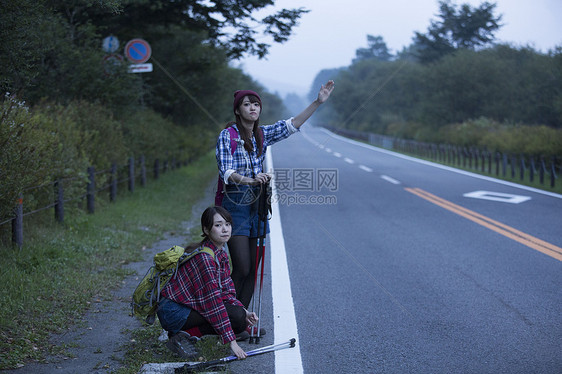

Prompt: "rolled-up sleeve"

[262,118,299,147]
[216,129,235,184]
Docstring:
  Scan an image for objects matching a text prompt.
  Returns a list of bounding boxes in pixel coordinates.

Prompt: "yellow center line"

[405,187,562,262]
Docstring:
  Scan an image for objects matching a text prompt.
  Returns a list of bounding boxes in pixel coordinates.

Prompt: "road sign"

[124,38,152,64]
[129,63,153,73]
[103,53,123,75]
[102,35,119,53]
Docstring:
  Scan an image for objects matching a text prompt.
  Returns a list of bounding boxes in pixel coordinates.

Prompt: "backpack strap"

[226,125,265,156]
[228,126,238,155]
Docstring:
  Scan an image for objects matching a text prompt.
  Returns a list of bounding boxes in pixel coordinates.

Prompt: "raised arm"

[292,80,335,129]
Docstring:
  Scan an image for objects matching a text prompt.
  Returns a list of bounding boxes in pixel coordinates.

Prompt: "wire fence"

[326,126,560,189]
[1,154,188,247]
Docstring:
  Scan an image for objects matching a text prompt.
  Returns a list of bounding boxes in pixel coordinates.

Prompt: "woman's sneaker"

[166,331,199,358]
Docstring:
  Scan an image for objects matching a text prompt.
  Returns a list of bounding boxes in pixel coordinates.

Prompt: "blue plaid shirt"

[216,119,298,184]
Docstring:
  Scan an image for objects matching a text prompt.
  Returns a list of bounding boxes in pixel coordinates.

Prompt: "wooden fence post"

[110,163,117,202]
[12,193,23,248]
[54,180,64,223]
[87,166,95,214]
[128,157,135,193]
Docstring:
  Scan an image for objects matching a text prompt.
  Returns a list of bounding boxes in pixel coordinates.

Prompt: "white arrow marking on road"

[463,190,531,204]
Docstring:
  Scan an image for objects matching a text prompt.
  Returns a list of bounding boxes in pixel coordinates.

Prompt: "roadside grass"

[0,150,220,370]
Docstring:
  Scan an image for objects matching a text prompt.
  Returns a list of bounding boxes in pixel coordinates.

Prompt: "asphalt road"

[267,126,562,374]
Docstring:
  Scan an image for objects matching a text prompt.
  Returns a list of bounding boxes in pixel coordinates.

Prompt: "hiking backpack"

[131,245,217,325]
[215,126,264,206]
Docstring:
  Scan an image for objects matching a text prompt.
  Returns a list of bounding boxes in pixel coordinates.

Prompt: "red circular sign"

[124,39,152,63]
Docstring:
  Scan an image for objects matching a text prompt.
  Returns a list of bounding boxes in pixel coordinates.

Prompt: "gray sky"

[235,0,562,97]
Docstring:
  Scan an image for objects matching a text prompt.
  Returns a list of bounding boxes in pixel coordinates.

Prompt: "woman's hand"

[245,310,258,327]
[230,340,247,359]
[317,80,335,104]
[252,172,271,185]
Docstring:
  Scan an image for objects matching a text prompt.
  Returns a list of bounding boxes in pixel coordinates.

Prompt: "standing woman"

[216,80,335,310]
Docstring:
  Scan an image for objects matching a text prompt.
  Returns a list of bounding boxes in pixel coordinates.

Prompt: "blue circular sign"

[124,39,152,63]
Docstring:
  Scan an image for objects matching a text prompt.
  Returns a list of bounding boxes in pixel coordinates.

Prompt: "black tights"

[182,302,246,336]
[228,235,262,308]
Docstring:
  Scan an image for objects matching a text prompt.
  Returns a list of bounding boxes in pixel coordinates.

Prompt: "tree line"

[0,0,305,219]
[311,1,561,159]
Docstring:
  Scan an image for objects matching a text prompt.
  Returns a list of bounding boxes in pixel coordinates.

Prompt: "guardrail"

[1,155,187,248]
[325,126,559,189]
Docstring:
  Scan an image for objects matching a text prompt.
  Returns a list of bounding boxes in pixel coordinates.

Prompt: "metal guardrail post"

[539,157,545,185]
[550,157,557,188]
[530,157,536,182]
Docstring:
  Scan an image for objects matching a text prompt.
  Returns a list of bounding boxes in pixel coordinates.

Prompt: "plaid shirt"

[160,241,242,344]
[216,119,298,184]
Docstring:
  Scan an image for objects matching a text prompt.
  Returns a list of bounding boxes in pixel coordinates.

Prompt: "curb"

[138,362,219,374]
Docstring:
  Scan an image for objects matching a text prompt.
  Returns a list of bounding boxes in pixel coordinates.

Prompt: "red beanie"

[233,90,261,114]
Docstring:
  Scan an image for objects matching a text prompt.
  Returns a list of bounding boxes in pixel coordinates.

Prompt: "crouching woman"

[157,206,257,359]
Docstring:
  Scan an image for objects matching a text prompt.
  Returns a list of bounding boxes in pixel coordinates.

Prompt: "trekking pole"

[174,338,296,373]
[253,181,269,344]
[249,199,262,344]
[249,182,264,343]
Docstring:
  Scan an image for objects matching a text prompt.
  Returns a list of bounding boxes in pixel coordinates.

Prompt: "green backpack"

[131,245,217,325]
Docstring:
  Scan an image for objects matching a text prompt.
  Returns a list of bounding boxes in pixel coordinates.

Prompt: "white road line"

[381,175,401,185]
[265,150,304,374]
[344,157,355,164]
[359,165,373,172]
[333,152,342,157]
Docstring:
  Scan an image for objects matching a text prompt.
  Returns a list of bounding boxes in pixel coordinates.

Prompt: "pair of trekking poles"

[249,181,270,344]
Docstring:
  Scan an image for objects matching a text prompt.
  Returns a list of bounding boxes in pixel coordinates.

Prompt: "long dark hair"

[227,94,263,156]
[185,206,233,252]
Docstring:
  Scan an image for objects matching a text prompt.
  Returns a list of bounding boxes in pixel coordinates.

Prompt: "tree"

[412,0,502,63]
[353,35,393,63]
[89,0,309,60]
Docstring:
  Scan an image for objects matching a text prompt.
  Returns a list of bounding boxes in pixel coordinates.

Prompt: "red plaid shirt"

[160,240,242,344]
